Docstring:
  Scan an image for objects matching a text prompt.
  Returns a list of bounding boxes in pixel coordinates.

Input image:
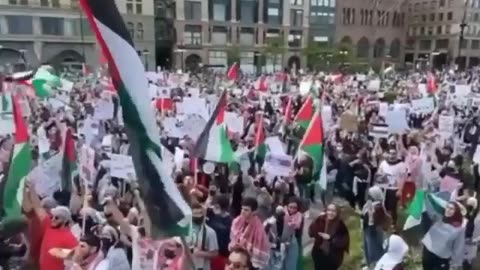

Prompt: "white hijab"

[374,235,409,270]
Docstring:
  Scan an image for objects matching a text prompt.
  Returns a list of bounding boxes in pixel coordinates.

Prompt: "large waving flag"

[294,95,313,129]
[193,91,234,163]
[403,190,447,231]
[298,110,325,187]
[0,94,31,217]
[31,67,62,98]
[80,0,191,237]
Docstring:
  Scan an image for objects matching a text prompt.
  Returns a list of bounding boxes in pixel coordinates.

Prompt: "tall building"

[309,0,336,45]
[172,0,310,72]
[154,0,175,69]
[335,0,407,65]
[405,0,480,69]
[0,0,155,71]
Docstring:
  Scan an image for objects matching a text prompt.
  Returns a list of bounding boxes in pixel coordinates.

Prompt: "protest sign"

[369,123,389,138]
[179,114,207,141]
[386,108,409,134]
[264,136,286,155]
[299,80,312,95]
[110,154,136,180]
[264,153,293,177]
[80,145,96,185]
[367,80,380,91]
[0,94,14,136]
[411,97,435,114]
[225,112,244,134]
[94,98,114,120]
[438,115,454,138]
[30,153,63,198]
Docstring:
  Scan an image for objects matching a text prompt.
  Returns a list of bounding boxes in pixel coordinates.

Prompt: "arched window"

[357,37,370,58]
[136,23,144,39]
[389,39,401,58]
[373,38,385,58]
[127,22,134,39]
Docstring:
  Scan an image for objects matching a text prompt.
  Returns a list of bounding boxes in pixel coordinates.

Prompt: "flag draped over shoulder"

[80,0,191,237]
[0,94,31,217]
[193,91,234,163]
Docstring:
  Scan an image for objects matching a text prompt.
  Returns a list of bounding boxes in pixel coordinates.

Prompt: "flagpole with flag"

[79,0,191,238]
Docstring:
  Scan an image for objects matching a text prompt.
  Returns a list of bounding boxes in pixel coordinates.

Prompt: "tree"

[226,46,241,66]
[302,42,335,71]
[263,36,286,72]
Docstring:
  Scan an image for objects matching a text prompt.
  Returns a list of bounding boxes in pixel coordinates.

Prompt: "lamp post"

[457,0,470,70]
[143,49,150,70]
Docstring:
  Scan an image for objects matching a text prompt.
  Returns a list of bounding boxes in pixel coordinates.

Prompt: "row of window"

[1,15,92,36]
[7,0,63,7]
[406,38,480,51]
[339,37,401,59]
[184,1,307,26]
[342,8,405,28]
[208,51,283,72]
[181,26,304,47]
[408,25,452,36]
[410,12,453,24]
[126,0,143,15]
[408,0,455,13]
[126,22,145,40]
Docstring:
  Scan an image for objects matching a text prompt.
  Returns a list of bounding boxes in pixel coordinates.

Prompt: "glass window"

[72,18,93,36]
[429,13,435,21]
[290,10,303,26]
[127,22,134,38]
[240,0,256,23]
[184,25,202,45]
[136,23,144,39]
[436,26,442,34]
[208,51,227,66]
[240,52,255,73]
[185,1,202,20]
[51,0,59,7]
[40,0,49,6]
[472,40,480,49]
[267,8,280,24]
[40,17,64,35]
[126,0,134,14]
[239,30,254,46]
[328,13,335,24]
[290,0,302,5]
[288,31,302,47]
[436,39,448,49]
[447,12,452,20]
[211,27,227,44]
[213,3,226,21]
[136,0,142,14]
[5,15,33,34]
[419,40,431,50]
[330,0,335,7]
[439,13,443,21]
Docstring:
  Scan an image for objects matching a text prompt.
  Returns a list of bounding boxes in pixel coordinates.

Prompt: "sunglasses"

[226,261,247,269]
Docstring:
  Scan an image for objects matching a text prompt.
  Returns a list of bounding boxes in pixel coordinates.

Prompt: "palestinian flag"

[294,95,313,129]
[80,0,191,237]
[254,116,267,160]
[0,94,31,217]
[403,190,447,231]
[193,91,234,163]
[227,63,239,81]
[299,110,324,180]
[254,75,268,92]
[31,67,62,98]
[61,128,77,192]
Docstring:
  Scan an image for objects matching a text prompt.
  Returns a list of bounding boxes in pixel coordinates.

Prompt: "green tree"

[226,45,241,66]
[263,36,286,72]
[302,41,335,71]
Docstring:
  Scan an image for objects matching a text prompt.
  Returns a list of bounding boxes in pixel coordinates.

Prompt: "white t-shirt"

[129,225,141,270]
[378,160,406,189]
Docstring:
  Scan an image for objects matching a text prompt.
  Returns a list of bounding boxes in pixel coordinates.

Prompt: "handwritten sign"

[110,154,136,180]
[264,153,293,177]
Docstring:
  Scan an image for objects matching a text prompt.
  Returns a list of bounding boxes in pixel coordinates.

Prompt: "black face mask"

[192,217,204,225]
[209,190,216,196]
[275,213,285,220]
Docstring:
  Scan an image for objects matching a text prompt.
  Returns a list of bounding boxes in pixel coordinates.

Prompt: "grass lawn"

[302,203,480,269]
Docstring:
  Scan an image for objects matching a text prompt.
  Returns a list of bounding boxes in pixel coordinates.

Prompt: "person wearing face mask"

[264,206,298,270]
[187,202,219,270]
[308,203,350,270]
[207,195,233,270]
[97,225,129,270]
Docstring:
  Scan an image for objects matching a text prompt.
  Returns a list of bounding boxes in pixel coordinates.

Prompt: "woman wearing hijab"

[463,197,480,270]
[264,206,297,270]
[401,146,422,207]
[362,186,390,268]
[422,201,465,270]
[308,203,349,270]
[374,234,408,270]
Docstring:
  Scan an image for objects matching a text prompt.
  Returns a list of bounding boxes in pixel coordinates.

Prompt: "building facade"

[0,0,156,72]
[405,0,480,69]
[172,0,311,72]
[309,0,336,45]
[335,0,407,65]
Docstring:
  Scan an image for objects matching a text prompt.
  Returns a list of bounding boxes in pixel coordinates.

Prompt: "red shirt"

[39,216,78,270]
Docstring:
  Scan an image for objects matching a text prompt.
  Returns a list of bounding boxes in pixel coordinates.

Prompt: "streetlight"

[338,49,348,67]
[142,49,150,70]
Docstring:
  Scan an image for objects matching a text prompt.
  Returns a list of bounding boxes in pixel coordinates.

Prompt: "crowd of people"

[0,62,479,270]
